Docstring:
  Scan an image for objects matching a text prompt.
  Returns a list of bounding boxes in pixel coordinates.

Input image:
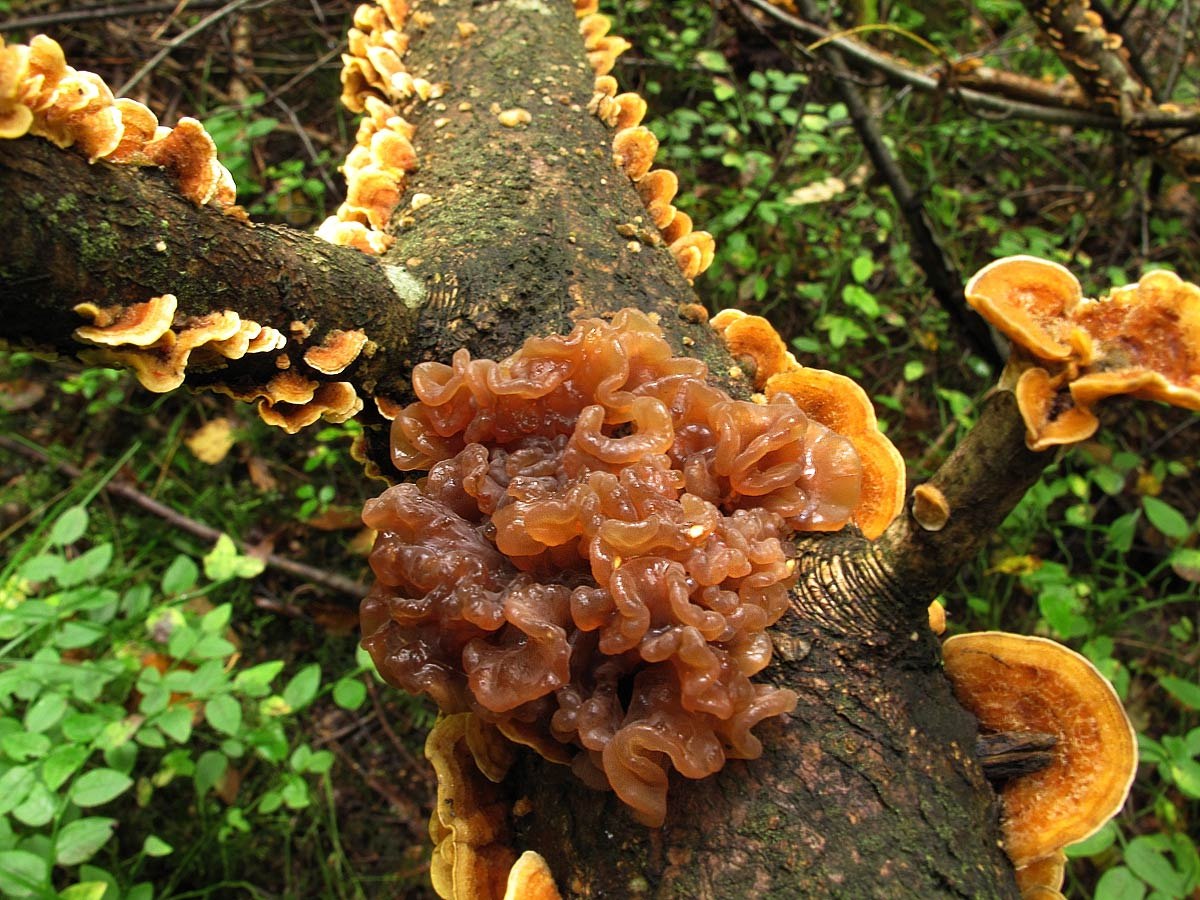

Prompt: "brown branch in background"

[0,1,228,33]
[740,0,1116,128]
[1019,0,1200,175]
[0,434,368,598]
[774,0,1005,372]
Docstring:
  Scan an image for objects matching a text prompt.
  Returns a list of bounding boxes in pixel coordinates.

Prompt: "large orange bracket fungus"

[943,632,1137,896]
[965,255,1200,450]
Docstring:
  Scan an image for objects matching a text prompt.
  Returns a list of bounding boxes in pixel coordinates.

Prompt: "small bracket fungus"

[502,851,561,900]
[360,309,881,827]
[965,256,1200,450]
[942,632,1137,867]
[303,328,369,375]
[74,294,178,347]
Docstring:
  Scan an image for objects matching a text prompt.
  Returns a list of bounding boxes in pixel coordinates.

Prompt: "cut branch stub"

[965,255,1200,450]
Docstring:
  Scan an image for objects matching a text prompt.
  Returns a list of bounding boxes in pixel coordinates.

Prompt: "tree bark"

[0,2,1063,896]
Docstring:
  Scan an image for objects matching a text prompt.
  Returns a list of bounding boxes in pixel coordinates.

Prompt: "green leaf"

[57,544,114,588]
[142,835,173,858]
[280,773,310,809]
[58,883,110,900]
[50,506,89,546]
[0,849,49,897]
[18,554,64,583]
[850,253,875,284]
[695,49,728,72]
[205,695,242,737]
[13,781,55,826]
[332,678,367,711]
[201,604,232,633]
[1170,547,1200,583]
[161,555,199,595]
[154,707,194,745]
[1125,836,1186,896]
[55,818,116,866]
[306,750,334,775]
[282,664,321,711]
[903,360,926,382]
[2,731,52,761]
[1095,866,1145,900]
[23,693,68,733]
[1109,510,1139,554]
[233,661,284,697]
[42,744,90,791]
[70,768,134,807]
[1167,756,1200,798]
[202,534,265,581]
[194,750,228,798]
[54,622,108,650]
[0,766,35,815]
[1160,676,1200,710]
[1142,496,1190,540]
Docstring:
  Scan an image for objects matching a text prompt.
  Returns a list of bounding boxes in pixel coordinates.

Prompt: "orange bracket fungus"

[578,5,716,282]
[0,34,239,212]
[965,256,1200,450]
[360,308,880,827]
[709,308,906,539]
[942,632,1137,868]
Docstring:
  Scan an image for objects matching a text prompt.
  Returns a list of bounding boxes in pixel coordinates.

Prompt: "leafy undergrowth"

[1,0,1199,898]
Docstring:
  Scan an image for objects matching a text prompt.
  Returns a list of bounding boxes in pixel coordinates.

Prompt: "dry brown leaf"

[185,417,237,464]
[305,506,365,531]
[246,456,278,492]
[0,378,47,411]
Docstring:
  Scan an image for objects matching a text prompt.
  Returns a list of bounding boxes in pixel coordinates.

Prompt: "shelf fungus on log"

[579,4,716,282]
[0,34,241,214]
[709,309,906,539]
[319,0,431,254]
[360,308,881,832]
[965,256,1200,451]
[942,632,1137,874]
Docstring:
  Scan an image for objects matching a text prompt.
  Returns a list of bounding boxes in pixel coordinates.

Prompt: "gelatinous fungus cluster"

[361,309,871,826]
[965,256,1200,451]
[576,0,717,282]
[1,34,239,213]
[318,0,431,254]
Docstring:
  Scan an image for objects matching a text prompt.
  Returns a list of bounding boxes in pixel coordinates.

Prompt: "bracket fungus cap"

[942,631,1137,866]
[964,255,1082,362]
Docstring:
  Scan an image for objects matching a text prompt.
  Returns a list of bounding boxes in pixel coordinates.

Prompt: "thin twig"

[0,434,368,597]
[778,0,1004,372]
[117,0,270,95]
[0,1,226,34]
[741,0,1117,129]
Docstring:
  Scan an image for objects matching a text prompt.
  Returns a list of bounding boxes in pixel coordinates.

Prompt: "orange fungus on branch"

[361,309,869,826]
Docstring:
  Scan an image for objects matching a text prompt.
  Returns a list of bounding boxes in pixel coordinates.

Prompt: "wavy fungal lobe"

[361,309,865,826]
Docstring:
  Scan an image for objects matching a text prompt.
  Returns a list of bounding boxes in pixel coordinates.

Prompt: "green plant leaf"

[58,882,109,900]
[1065,820,1116,857]
[70,768,134,807]
[202,534,265,581]
[42,745,90,791]
[0,766,35,815]
[1142,496,1190,540]
[205,695,242,737]
[13,781,54,826]
[154,707,194,745]
[142,835,173,858]
[332,677,367,711]
[19,554,63,583]
[1095,866,1145,900]
[161,555,199,596]
[23,693,68,733]
[1160,676,1200,710]
[58,544,114,588]
[50,507,89,546]
[232,661,284,697]
[55,818,116,866]
[1125,836,1186,896]
[194,750,228,798]
[282,664,321,711]
[201,604,232,633]
[0,849,49,897]
[695,49,728,72]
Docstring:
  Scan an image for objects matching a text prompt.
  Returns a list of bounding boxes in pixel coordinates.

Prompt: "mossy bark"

[0,2,1066,896]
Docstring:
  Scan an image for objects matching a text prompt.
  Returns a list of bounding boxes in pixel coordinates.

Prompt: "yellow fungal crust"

[303,329,369,375]
[0,34,240,213]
